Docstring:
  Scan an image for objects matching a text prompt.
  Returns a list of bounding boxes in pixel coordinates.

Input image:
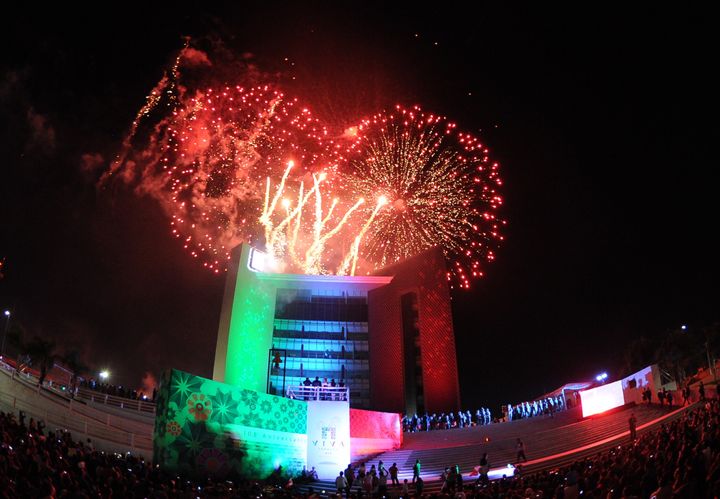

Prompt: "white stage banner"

[306,400,350,479]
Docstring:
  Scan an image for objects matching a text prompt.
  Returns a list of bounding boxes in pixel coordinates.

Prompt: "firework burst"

[105,46,504,287]
[343,105,504,288]
[165,84,341,272]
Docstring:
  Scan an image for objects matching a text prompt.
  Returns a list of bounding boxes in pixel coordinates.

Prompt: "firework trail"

[260,162,371,275]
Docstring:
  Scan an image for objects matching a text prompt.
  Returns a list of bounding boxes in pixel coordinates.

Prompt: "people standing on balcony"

[321,377,329,400]
[302,377,312,400]
[339,379,346,400]
[311,376,321,400]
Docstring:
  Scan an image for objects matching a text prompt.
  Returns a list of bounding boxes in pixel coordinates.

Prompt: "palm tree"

[621,336,657,377]
[24,336,57,386]
[4,321,27,363]
[62,349,89,394]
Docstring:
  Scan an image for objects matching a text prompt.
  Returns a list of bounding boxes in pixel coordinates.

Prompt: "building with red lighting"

[368,248,460,415]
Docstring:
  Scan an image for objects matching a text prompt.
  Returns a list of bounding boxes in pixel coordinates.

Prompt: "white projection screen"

[579,380,625,417]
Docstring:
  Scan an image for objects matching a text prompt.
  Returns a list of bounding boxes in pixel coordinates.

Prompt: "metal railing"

[0,357,156,416]
[75,388,156,415]
[286,385,349,401]
[0,364,152,454]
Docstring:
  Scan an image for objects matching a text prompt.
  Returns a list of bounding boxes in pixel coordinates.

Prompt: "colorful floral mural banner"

[153,369,307,479]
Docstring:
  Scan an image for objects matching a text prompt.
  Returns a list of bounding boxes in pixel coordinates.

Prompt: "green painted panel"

[154,369,307,479]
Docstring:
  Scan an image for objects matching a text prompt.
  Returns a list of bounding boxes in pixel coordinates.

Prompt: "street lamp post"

[1,310,10,357]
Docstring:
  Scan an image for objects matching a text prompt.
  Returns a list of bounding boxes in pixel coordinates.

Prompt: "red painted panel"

[349,408,402,459]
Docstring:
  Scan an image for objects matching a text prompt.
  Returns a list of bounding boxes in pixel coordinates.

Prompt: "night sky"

[1,4,718,410]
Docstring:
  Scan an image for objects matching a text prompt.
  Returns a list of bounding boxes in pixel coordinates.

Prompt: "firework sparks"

[105,58,340,272]
[105,46,504,287]
[343,105,504,288]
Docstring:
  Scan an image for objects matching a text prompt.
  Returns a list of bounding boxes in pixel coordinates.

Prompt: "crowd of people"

[402,408,493,432]
[641,383,699,407]
[78,378,156,402]
[506,395,567,421]
[332,459,424,497]
[4,394,720,497]
[403,395,569,432]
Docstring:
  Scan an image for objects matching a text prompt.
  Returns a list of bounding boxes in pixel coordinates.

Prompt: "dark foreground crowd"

[3,397,720,498]
[0,410,278,498]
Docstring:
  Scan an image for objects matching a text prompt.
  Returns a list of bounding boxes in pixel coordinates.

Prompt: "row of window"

[274,319,368,334]
[276,288,369,300]
[271,338,370,352]
[274,358,369,370]
[269,367,369,380]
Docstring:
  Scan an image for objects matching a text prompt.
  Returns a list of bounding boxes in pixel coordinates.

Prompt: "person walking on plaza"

[666,389,673,407]
[389,462,399,486]
[412,458,421,483]
[335,471,348,496]
[362,472,373,495]
[516,438,527,463]
[699,381,706,401]
[629,412,637,441]
[344,464,355,492]
[378,469,388,496]
[478,452,490,483]
[358,462,366,481]
[416,475,424,496]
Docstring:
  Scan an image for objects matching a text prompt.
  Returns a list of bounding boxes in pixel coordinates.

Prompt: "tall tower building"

[213,244,460,414]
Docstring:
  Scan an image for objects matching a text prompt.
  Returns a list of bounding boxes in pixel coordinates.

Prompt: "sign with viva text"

[306,400,350,479]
